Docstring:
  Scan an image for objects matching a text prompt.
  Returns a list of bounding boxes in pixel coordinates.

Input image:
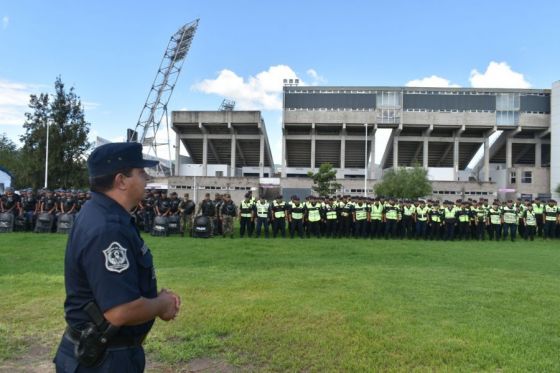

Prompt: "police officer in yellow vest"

[271,195,287,238]
[239,193,255,238]
[442,200,458,241]
[523,203,537,241]
[543,199,558,239]
[288,195,305,239]
[455,201,471,240]
[353,196,370,239]
[338,196,354,238]
[502,200,518,242]
[415,200,429,240]
[369,198,384,239]
[383,198,400,239]
[428,200,443,240]
[473,201,487,241]
[323,197,338,238]
[306,196,323,238]
[254,196,270,238]
[532,198,545,237]
[401,200,415,239]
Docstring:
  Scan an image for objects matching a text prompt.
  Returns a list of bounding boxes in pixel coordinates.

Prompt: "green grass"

[1,232,559,371]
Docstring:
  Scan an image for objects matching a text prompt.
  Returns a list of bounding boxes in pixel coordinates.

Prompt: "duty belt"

[64,326,146,349]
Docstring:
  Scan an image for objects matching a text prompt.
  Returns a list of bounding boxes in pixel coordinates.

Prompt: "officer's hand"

[157,289,180,321]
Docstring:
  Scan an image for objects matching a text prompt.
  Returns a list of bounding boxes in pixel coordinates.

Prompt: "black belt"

[65,326,146,348]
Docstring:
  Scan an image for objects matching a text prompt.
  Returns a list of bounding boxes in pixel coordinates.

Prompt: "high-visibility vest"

[290,202,305,220]
[457,209,470,223]
[306,202,321,222]
[532,203,544,214]
[488,208,502,225]
[272,200,286,218]
[416,206,429,222]
[240,201,253,218]
[256,202,269,218]
[545,205,558,221]
[324,204,338,220]
[525,210,537,226]
[429,208,441,223]
[354,204,368,221]
[502,206,518,224]
[370,204,383,220]
[475,207,486,222]
[403,205,415,217]
[339,202,352,218]
[444,207,457,220]
[384,204,398,220]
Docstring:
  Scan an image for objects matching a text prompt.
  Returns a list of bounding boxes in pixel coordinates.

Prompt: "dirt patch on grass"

[0,342,240,373]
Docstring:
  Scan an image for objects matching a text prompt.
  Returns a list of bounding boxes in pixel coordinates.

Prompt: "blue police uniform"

[54,142,159,372]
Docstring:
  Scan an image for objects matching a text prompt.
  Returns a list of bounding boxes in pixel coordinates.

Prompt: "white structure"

[0,166,13,192]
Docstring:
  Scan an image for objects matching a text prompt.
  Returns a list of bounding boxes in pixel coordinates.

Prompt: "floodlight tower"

[131,19,199,174]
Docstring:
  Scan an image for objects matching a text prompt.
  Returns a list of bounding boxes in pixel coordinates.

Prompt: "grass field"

[0,232,559,372]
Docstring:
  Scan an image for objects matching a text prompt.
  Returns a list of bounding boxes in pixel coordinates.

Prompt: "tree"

[307,163,342,196]
[19,77,91,189]
[0,134,21,185]
[374,166,432,199]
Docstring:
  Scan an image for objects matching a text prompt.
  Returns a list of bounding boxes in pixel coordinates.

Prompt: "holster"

[73,302,119,367]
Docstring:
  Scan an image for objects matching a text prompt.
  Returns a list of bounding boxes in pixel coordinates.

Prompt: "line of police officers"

[185,192,560,241]
[4,187,560,241]
[0,187,89,232]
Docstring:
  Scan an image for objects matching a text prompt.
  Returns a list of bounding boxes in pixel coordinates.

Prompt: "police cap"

[87,142,158,178]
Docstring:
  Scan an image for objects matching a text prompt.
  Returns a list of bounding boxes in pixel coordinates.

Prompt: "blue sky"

[1,0,559,164]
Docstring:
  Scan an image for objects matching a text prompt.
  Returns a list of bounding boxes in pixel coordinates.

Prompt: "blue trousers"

[54,337,145,372]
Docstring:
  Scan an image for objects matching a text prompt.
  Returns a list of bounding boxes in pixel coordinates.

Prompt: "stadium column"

[393,136,399,169]
[259,134,264,178]
[281,126,287,178]
[340,123,346,169]
[369,124,376,179]
[423,125,432,169]
[483,137,490,182]
[175,131,180,176]
[200,121,208,176]
[506,136,513,169]
[230,122,236,177]
[453,126,464,181]
[535,135,542,168]
[552,81,560,198]
[311,122,316,171]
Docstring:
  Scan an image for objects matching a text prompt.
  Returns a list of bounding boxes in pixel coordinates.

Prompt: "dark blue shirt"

[63,192,157,337]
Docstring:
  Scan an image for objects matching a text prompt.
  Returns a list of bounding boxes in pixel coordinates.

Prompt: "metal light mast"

[131,19,199,174]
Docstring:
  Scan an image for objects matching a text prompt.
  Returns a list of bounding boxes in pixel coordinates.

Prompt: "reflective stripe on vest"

[290,202,304,220]
[370,204,383,220]
[525,210,537,226]
[532,204,544,214]
[306,202,321,222]
[489,209,501,225]
[545,206,558,221]
[240,201,253,218]
[385,204,398,220]
[416,207,429,221]
[256,202,269,218]
[273,201,285,218]
[355,205,368,221]
[502,207,518,224]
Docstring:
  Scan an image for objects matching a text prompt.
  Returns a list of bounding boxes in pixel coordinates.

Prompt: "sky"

[1,0,559,166]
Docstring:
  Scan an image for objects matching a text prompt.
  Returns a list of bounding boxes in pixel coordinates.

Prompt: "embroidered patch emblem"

[103,242,129,273]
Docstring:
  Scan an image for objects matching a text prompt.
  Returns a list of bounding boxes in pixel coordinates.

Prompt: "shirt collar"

[91,191,133,223]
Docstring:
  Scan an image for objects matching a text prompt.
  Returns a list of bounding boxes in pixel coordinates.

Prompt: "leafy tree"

[19,77,91,189]
[0,134,21,186]
[307,163,342,196]
[374,166,432,199]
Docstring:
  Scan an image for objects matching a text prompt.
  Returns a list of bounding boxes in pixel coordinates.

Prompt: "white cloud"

[405,75,460,88]
[2,16,8,30]
[306,69,326,85]
[192,65,302,110]
[469,61,531,88]
[0,79,41,126]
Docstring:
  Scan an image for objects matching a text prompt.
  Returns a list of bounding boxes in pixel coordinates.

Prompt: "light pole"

[364,123,368,197]
[44,119,49,189]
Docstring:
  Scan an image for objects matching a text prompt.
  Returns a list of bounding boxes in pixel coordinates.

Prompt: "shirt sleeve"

[80,227,142,312]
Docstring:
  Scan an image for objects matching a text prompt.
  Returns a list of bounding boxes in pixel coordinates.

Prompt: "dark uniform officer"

[54,142,180,372]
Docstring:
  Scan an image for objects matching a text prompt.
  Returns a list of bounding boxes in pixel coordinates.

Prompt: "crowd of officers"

[2,187,560,241]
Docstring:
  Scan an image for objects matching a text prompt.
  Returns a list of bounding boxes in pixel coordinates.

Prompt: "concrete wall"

[551,81,560,198]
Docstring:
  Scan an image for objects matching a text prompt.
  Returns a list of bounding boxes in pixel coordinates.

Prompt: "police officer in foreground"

[54,142,180,372]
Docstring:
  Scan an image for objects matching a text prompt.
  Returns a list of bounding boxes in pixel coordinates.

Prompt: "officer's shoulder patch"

[103,242,129,273]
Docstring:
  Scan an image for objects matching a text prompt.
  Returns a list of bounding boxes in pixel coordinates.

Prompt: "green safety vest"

[458,209,470,223]
[532,203,544,214]
[324,205,338,220]
[370,204,383,220]
[256,202,269,218]
[475,207,486,221]
[339,202,352,218]
[403,205,415,217]
[429,208,441,223]
[525,210,537,226]
[240,201,253,218]
[444,207,457,220]
[272,201,286,218]
[502,206,518,224]
[488,208,502,225]
[545,205,558,221]
[306,202,321,222]
[416,206,429,222]
[354,204,368,221]
[384,204,398,220]
[290,202,304,220]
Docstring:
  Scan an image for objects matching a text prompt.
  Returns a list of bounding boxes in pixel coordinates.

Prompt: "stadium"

[167,81,560,202]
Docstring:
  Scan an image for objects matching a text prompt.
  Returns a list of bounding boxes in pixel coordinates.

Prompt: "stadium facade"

[170,81,560,201]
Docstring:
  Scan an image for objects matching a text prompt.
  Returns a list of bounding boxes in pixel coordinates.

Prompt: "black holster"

[73,302,119,367]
